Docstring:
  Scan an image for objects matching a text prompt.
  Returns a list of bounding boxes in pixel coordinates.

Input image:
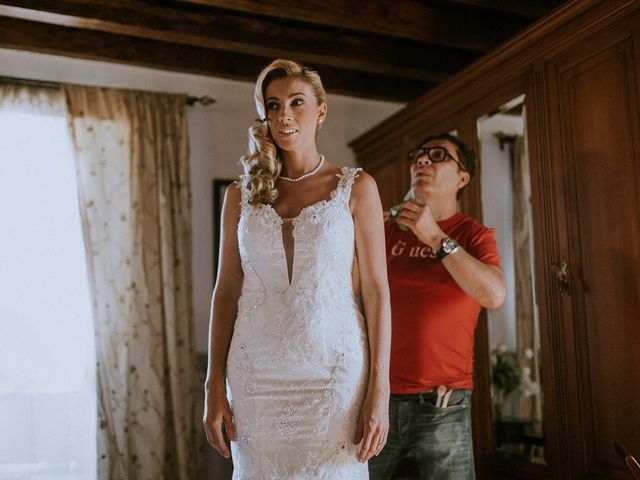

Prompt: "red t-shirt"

[385,212,501,393]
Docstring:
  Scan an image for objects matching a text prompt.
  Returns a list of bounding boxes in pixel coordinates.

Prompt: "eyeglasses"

[407,146,467,172]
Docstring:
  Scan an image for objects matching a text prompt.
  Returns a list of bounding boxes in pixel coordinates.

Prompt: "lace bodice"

[238,167,360,296]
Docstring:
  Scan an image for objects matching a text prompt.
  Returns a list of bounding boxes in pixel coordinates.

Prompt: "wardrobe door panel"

[553,29,640,479]
[368,158,408,210]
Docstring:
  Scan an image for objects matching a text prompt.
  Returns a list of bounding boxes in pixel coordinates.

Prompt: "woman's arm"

[203,183,244,459]
[350,172,392,463]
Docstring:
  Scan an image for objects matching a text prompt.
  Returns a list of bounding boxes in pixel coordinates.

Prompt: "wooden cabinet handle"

[552,256,570,296]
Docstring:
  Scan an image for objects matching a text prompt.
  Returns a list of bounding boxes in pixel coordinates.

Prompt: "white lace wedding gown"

[227,167,369,479]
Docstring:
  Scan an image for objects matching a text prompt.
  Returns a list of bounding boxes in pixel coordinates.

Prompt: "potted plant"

[490,344,521,421]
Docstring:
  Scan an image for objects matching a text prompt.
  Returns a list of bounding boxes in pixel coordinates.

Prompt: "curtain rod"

[0,75,216,107]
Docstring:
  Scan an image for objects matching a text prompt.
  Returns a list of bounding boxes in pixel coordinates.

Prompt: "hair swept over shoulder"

[240,59,327,205]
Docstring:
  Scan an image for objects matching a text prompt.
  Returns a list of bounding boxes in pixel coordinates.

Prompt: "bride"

[203,59,391,479]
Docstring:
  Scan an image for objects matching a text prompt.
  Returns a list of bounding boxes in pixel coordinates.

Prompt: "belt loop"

[418,392,425,404]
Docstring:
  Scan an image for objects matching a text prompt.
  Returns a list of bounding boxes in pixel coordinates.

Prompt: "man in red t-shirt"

[369,133,505,480]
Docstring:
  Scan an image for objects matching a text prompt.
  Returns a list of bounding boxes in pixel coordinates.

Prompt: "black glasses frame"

[407,146,467,172]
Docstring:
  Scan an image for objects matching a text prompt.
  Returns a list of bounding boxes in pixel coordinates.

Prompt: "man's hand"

[396,201,446,249]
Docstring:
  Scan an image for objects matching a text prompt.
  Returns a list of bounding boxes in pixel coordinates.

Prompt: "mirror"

[477,94,545,464]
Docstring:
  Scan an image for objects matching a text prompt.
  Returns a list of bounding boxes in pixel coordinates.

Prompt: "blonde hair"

[241,59,327,205]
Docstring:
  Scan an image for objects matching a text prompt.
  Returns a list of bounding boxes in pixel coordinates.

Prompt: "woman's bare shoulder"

[226,180,241,196]
[223,181,242,213]
[348,170,380,216]
[351,170,378,196]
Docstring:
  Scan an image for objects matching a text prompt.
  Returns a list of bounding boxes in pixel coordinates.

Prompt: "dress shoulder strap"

[335,166,362,202]
[237,174,250,207]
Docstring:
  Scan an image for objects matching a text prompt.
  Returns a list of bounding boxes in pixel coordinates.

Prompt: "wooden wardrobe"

[350,1,640,478]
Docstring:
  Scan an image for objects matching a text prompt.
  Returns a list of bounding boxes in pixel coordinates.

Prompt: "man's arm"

[396,201,506,309]
[437,245,505,309]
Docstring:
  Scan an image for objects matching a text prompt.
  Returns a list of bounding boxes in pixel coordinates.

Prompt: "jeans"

[369,390,475,480]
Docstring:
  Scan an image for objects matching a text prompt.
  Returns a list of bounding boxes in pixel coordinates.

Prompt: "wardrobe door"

[368,157,409,210]
[546,19,640,479]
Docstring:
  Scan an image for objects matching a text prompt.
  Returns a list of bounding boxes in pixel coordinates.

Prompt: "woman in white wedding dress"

[203,59,391,479]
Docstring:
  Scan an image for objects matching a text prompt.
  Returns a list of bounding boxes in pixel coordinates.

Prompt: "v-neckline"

[266,171,344,223]
[248,168,353,288]
[272,195,338,287]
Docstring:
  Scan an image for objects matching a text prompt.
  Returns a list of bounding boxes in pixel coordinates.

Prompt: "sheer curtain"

[63,85,199,480]
[512,115,542,425]
[0,84,97,479]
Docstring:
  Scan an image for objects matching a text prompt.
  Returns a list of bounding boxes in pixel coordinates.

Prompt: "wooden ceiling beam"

[441,0,564,19]
[175,0,533,51]
[0,1,480,82]
[0,16,434,102]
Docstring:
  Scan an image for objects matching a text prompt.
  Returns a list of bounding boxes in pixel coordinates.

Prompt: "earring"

[318,117,325,124]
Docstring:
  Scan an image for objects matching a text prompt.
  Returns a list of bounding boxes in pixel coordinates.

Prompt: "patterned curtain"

[64,85,199,479]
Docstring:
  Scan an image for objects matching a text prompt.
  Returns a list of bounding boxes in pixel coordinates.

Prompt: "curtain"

[64,85,198,479]
[512,115,543,425]
[0,83,64,115]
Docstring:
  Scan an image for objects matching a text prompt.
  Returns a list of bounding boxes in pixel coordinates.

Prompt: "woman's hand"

[354,385,390,463]
[203,385,236,459]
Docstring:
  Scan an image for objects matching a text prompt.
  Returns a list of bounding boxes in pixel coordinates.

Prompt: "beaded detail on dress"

[228,167,369,479]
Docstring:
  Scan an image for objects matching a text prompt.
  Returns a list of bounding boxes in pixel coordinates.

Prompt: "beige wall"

[0,48,404,354]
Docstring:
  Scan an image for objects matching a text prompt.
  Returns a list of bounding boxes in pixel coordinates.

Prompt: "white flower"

[524,348,534,359]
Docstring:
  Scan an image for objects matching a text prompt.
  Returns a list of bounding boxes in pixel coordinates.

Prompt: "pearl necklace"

[278,155,325,182]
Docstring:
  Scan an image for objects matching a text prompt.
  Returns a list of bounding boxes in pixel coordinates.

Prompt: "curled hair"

[241,59,327,205]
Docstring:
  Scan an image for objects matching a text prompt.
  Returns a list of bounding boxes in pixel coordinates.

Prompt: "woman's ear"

[318,103,328,123]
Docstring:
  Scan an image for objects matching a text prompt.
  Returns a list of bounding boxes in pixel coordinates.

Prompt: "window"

[0,102,97,479]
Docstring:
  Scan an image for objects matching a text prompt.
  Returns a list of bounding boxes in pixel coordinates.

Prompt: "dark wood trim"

[527,62,572,480]
[487,454,548,479]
